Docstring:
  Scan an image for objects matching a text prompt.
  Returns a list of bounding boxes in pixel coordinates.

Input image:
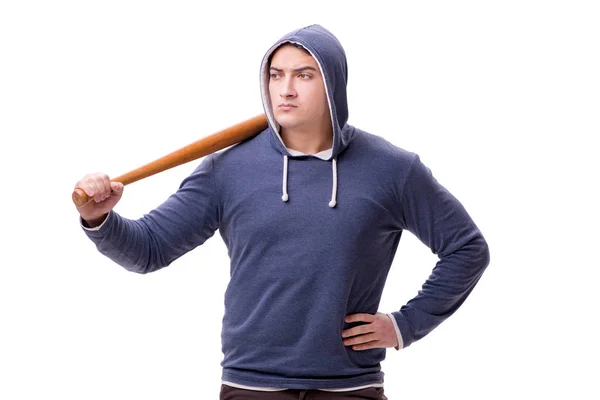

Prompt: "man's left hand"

[342,312,398,351]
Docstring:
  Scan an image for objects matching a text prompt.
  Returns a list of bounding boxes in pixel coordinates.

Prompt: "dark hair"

[267,42,311,69]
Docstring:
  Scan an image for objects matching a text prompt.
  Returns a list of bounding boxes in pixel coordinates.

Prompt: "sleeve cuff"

[80,211,111,231]
[387,313,404,350]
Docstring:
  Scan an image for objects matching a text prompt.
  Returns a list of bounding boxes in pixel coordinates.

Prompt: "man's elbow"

[125,260,168,275]
[110,254,168,275]
[475,233,491,271]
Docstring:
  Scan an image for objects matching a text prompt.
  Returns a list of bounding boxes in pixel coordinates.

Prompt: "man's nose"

[280,78,297,98]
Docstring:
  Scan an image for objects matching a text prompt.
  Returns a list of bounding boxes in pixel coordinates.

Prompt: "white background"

[1,1,599,399]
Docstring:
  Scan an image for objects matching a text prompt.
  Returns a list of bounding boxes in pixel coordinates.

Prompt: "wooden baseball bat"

[72,114,268,207]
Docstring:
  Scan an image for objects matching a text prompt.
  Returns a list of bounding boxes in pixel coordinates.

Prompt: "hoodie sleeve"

[390,154,490,349]
[82,155,220,274]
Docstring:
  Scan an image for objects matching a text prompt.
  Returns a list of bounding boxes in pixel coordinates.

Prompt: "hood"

[260,24,356,160]
[259,24,356,208]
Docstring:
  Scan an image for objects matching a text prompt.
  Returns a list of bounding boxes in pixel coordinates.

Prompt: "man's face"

[268,45,330,133]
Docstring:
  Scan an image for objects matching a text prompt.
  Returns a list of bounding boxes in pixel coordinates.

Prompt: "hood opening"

[260,40,336,160]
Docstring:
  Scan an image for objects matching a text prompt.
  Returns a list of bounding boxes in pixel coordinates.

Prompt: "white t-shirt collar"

[286,147,333,160]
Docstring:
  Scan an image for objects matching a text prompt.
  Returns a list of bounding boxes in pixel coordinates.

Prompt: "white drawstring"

[281,154,337,208]
[329,157,337,208]
[282,155,289,202]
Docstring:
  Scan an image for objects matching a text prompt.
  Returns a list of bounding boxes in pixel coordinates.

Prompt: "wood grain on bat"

[73,114,268,207]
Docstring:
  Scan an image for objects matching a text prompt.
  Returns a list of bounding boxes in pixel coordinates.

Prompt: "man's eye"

[299,74,311,79]
[270,73,281,79]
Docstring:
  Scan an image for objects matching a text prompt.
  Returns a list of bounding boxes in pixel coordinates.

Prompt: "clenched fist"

[74,173,124,227]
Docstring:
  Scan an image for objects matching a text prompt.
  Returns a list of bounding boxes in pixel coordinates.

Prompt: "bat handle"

[72,182,121,207]
[72,188,90,207]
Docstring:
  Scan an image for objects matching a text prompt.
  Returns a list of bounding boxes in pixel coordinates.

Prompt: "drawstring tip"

[282,194,289,202]
[328,200,336,208]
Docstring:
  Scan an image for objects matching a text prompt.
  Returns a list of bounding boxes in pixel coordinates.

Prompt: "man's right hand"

[74,173,124,227]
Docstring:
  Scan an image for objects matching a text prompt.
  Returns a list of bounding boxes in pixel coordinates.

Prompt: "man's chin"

[274,115,302,130]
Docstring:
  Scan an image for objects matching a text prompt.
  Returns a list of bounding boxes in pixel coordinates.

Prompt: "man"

[75,24,490,399]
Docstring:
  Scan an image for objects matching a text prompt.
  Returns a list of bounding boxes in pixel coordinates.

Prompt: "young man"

[75,25,490,399]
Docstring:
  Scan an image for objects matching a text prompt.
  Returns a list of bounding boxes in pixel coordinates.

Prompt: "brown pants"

[219,384,388,399]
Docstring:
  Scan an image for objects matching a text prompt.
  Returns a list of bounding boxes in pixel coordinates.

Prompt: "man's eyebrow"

[270,66,318,73]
